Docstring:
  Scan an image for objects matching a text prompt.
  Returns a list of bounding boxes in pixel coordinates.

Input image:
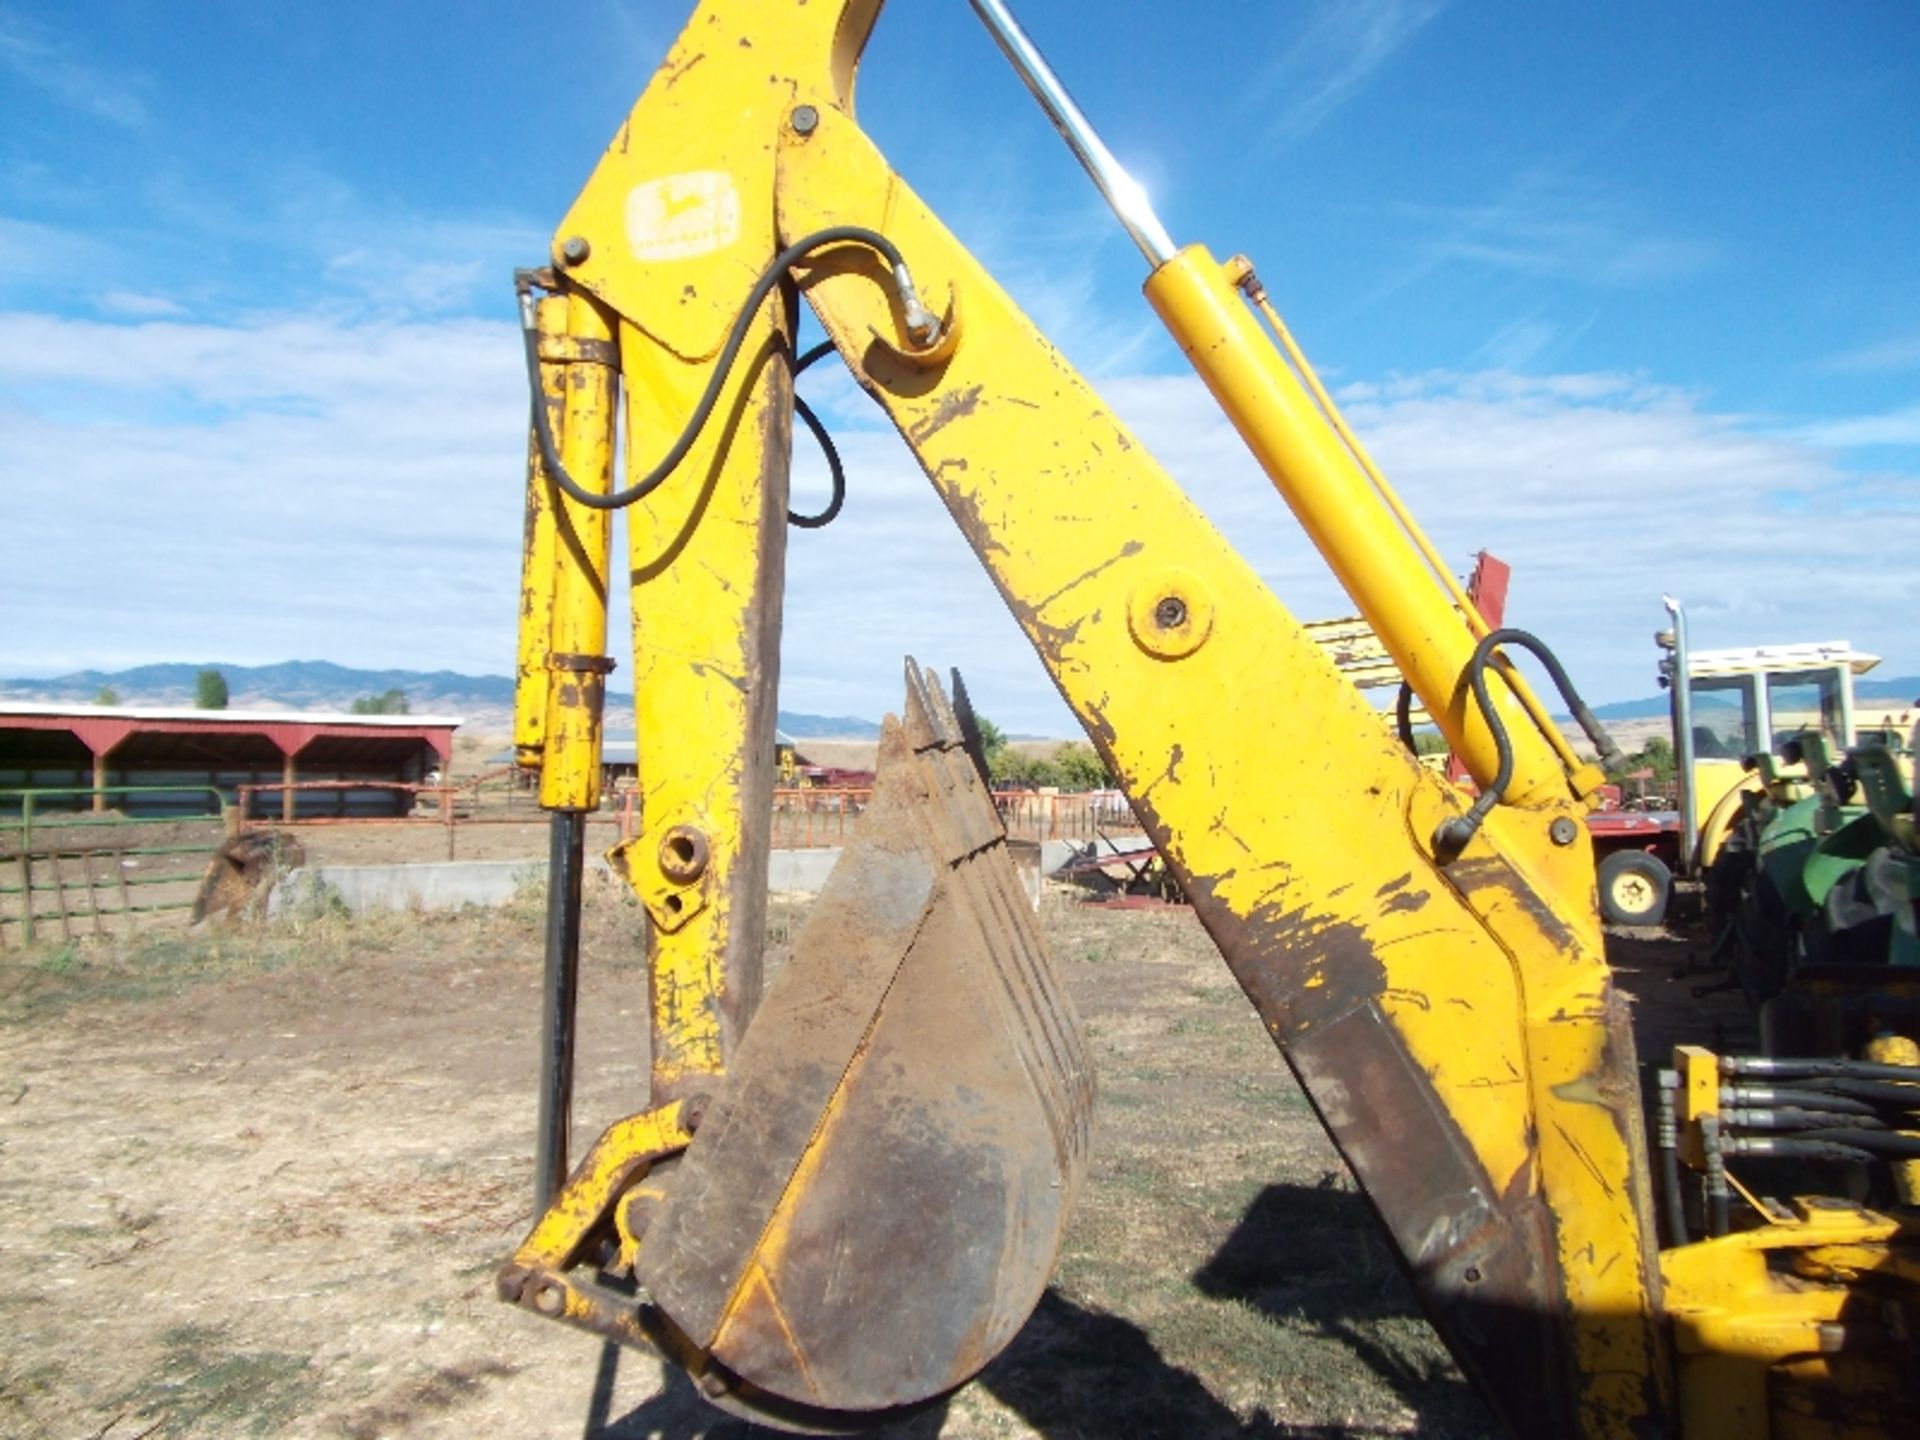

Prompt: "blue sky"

[2,0,1917,734]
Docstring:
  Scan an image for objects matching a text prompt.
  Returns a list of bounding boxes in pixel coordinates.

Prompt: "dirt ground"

[0,866,1743,1440]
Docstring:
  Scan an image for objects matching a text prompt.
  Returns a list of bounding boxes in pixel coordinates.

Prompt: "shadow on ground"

[588,1179,1495,1438]
[1190,1179,1495,1437]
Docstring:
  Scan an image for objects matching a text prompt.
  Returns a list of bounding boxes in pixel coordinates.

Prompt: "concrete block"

[266,835,1137,920]
[271,859,549,917]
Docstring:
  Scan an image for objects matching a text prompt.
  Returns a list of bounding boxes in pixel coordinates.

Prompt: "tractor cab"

[1657,623,1882,869]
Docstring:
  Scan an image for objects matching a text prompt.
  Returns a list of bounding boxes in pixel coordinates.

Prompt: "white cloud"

[0,13,148,129]
[1792,404,1920,450]
[311,214,547,316]
[0,309,528,681]
[1377,176,1718,299]
[0,216,115,282]
[97,291,185,319]
[4,308,1916,739]
[1818,332,1920,375]
[1467,315,1564,372]
[1247,0,1447,143]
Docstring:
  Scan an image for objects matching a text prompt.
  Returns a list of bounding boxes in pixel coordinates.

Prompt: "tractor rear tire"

[1598,850,1672,927]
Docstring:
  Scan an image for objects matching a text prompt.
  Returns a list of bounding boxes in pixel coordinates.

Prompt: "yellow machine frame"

[503,3,1919,1436]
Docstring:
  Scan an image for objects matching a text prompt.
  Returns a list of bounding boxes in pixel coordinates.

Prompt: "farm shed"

[491,728,824,794]
[0,703,461,820]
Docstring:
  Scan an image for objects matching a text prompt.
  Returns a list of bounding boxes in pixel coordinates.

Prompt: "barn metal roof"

[0,702,463,727]
[0,703,463,764]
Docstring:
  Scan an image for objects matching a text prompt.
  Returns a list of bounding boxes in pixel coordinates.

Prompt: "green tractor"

[1658,599,1920,1054]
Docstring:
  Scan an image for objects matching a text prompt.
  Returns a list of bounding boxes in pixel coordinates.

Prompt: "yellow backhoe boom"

[500,3,1919,1436]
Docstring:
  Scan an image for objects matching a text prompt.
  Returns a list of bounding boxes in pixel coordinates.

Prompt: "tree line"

[973,716,1113,791]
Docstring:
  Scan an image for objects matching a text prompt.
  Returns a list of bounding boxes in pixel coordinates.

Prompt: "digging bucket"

[636,662,1094,1421]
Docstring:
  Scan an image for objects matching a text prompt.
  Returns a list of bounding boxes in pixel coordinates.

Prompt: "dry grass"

[0,883,1518,1437]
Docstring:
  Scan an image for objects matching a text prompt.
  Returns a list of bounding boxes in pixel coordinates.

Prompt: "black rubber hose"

[521,226,916,512]
[1708,1186,1730,1240]
[1723,1055,1920,1085]
[1726,1136,1880,1164]
[1720,1106,1889,1132]
[1655,1079,1688,1246]
[786,340,845,530]
[1701,1115,1730,1239]
[1432,638,1513,858]
[1434,627,1625,859]
[1720,1086,1881,1118]
[1799,1127,1920,1158]
[1786,1076,1920,1110]
[1394,682,1417,754]
[1658,1143,1688,1247]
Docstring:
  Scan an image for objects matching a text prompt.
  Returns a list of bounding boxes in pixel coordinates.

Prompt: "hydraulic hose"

[1719,1085,1881,1118]
[1655,1071,1688,1245]
[518,226,935,512]
[786,340,845,530]
[1720,1106,1889,1132]
[1434,628,1622,858]
[1700,1115,1731,1238]
[1727,1136,1879,1164]
[1721,1054,1920,1085]
[1785,1076,1920,1110]
[1796,1128,1920,1159]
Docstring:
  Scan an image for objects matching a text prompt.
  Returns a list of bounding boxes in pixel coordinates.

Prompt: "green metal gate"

[0,786,234,945]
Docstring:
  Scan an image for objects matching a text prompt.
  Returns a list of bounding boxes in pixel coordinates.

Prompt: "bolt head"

[1549,816,1579,846]
[560,236,591,267]
[790,104,819,136]
[658,825,710,884]
[1154,596,1188,630]
[619,1190,658,1244]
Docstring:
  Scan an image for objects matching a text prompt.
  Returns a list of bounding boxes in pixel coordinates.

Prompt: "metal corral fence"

[0,785,235,946]
[235,779,1137,854]
[0,777,1142,944]
[233,778,551,859]
[764,787,1135,850]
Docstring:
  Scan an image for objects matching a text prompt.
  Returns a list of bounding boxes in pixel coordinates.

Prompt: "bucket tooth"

[943,665,995,788]
[634,659,1093,1418]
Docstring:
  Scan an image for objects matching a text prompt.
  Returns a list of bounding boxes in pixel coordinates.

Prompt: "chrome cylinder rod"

[535,809,586,1213]
[968,0,1177,267]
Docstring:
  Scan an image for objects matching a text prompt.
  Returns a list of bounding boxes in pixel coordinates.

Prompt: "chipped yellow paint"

[513,296,568,769]
[539,289,617,812]
[610,289,790,1099]
[504,6,1917,1437]
[776,104,1663,1436]
[514,1100,694,1272]
[547,0,855,1101]
[1661,1199,1914,1440]
[1142,248,1569,809]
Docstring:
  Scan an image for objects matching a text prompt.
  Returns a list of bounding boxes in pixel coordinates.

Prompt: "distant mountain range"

[1588,674,1920,722]
[7,659,1914,737]
[0,660,884,739]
